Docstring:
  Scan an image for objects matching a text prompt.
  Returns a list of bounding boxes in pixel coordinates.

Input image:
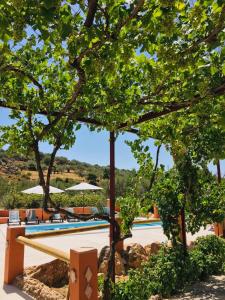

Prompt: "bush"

[114,236,225,300]
[114,245,187,300]
[190,235,225,279]
[2,193,42,209]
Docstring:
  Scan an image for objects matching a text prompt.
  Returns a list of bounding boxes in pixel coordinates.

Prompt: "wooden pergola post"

[215,160,225,237]
[180,207,187,251]
[217,160,221,184]
[109,131,116,282]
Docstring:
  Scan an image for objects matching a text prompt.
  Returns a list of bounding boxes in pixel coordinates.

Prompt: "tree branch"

[1,79,225,132]
[84,0,98,27]
[37,60,86,141]
[117,0,145,30]
[182,4,225,54]
[0,64,44,98]
[119,78,225,128]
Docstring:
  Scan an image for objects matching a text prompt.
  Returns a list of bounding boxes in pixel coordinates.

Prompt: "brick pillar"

[4,226,25,284]
[70,247,98,300]
[153,205,160,218]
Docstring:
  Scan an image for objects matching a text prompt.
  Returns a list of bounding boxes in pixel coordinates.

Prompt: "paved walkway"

[0,223,213,299]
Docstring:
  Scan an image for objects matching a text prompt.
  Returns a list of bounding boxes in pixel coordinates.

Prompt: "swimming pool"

[25,220,162,234]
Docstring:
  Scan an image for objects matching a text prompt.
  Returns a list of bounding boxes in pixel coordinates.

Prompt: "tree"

[1,1,225,297]
[87,173,98,185]
[103,168,110,179]
[130,93,225,249]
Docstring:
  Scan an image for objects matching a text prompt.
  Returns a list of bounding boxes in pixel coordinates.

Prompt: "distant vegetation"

[0,149,148,208]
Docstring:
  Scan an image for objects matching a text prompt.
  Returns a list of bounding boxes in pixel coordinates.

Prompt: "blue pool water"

[25,221,162,234]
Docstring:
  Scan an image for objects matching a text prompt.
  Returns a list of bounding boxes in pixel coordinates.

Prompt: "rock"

[144,244,152,256]
[25,259,69,287]
[149,295,162,300]
[115,275,129,283]
[115,252,125,275]
[167,240,173,248]
[126,243,147,268]
[98,246,110,265]
[98,251,125,276]
[188,241,195,250]
[14,259,69,300]
[98,259,108,274]
[144,242,161,256]
[14,276,65,300]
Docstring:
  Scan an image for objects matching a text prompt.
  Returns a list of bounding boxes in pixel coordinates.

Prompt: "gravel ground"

[165,275,225,300]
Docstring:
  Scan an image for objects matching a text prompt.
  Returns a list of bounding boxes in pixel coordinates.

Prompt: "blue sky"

[0,107,223,175]
[0,107,173,170]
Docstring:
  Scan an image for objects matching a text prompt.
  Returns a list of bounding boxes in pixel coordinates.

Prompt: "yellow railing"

[16,236,70,263]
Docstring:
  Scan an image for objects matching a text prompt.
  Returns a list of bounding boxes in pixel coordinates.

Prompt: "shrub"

[190,235,225,279]
[1,190,106,209]
[114,236,225,300]
[21,173,31,180]
[27,161,36,171]
[114,245,187,300]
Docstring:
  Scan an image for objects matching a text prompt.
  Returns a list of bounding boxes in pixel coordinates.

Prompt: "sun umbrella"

[65,182,102,191]
[21,185,64,194]
[21,185,64,221]
[65,182,102,213]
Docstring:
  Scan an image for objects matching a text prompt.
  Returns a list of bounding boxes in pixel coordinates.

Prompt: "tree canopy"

[1,2,225,296]
[0,0,225,132]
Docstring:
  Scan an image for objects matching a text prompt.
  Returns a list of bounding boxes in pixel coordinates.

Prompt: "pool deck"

[0,223,213,299]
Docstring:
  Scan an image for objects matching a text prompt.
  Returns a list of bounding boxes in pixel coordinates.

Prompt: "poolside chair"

[92,206,110,216]
[7,210,21,226]
[65,208,78,222]
[49,213,64,223]
[24,209,40,225]
[102,207,118,216]
[103,207,110,215]
[90,207,100,220]
[90,207,99,214]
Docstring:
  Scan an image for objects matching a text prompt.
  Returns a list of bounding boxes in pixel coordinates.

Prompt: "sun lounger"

[24,209,39,225]
[90,207,100,220]
[7,210,21,226]
[49,213,64,223]
[90,207,99,214]
[103,207,110,215]
[103,207,118,216]
[65,208,78,222]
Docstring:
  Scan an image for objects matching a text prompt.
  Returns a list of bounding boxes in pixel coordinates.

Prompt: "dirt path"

[166,275,225,300]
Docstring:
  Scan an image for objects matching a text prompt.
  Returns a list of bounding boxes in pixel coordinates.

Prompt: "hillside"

[0,149,136,202]
[0,149,133,179]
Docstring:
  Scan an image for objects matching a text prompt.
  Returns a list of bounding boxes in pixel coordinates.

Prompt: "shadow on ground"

[167,275,225,300]
[3,284,33,299]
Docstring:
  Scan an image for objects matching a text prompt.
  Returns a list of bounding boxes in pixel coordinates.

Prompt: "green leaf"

[210,65,218,75]
[175,1,185,11]
[222,63,225,76]
[153,8,162,18]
